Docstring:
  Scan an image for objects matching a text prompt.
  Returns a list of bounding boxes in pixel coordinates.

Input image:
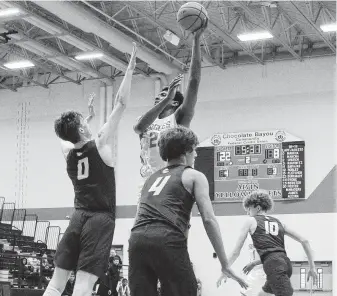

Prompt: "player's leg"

[262,253,294,296]
[43,267,71,296]
[128,228,158,296]
[154,230,197,296]
[43,211,83,296]
[77,212,115,278]
[72,270,98,296]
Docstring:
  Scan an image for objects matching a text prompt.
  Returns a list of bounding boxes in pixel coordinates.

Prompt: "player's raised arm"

[133,74,183,135]
[97,43,137,146]
[283,223,318,282]
[192,170,248,289]
[175,19,208,127]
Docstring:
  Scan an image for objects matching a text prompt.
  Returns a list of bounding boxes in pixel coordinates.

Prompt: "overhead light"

[163,30,180,46]
[75,52,104,60]
[4,60,35,69]
[237,31,273,41]
[320,23,337,32]
[0,8,21,18]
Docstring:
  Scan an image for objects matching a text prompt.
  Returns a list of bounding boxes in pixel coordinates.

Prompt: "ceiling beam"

[0,65,48,89]
[127,3,226,70]
[80,0,186,68]
[0,78,17,92]
[8,27,114,83]
[290,1,336,53]
[232,1,302,61]
[3,2,148,77]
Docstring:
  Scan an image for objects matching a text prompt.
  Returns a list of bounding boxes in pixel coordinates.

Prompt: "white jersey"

[241,244,266,296]
[139,113,177,178]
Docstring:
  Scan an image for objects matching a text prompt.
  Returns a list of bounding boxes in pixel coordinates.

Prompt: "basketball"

[177,2,208,33]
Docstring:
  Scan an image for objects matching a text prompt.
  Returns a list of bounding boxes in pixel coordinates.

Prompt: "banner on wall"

[195,130,305,202]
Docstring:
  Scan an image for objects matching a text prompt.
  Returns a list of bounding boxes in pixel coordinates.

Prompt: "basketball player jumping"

[43,43,138,296]
[128,126,248,296]
[217,190,318,296]
[133,19,208,187]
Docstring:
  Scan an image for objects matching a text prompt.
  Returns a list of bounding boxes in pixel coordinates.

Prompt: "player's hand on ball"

[194,17,208,38]
[307,268,318,283]
[128,42,138,71]
[242,262,256,274]
[220,267,249,289]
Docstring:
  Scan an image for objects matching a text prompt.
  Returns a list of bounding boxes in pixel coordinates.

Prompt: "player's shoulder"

[183,167,205,180]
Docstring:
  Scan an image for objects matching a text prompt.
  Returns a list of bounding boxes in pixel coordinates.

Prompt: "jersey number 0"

[77,157,89,180]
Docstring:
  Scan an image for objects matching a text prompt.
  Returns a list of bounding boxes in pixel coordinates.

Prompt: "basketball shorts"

[55,209,115,278]
[240,264,266,296]
[262,252,293,296]
[128,223,197,296]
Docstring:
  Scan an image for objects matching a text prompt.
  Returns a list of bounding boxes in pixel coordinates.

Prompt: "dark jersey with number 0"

[251,215,286,262]
[66,140,116,217]
[133,164,194,236]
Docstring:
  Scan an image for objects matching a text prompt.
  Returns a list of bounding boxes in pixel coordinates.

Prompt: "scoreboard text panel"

[195,131,305,202]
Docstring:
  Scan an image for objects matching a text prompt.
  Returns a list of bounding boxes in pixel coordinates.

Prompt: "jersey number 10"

[77,157,89,180]
[264,221,279,236]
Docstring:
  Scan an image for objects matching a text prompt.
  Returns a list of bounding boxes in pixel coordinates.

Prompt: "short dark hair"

[54,111,83,144]
[243,190,274,212]
[158,126,199,161]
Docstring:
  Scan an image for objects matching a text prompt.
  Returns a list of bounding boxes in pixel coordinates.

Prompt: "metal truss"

[290,1,335,53]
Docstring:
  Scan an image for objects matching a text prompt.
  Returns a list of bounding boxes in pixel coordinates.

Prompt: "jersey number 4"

[264,221,279,236]
[77,157,89,180]
[148,176,171,195]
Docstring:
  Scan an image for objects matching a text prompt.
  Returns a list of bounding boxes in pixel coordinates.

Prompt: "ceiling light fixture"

[237,31,273,41]
[75,52,104,60]
[4,60,35,69]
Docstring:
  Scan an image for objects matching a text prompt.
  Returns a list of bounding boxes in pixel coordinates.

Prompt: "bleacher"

[0,196,63,290]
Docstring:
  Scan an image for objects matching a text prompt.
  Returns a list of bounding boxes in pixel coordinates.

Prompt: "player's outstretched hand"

[217,268,248,290]
[307,268,318,283]
[88,93,95,117]
[168,74,183,91]
[242,262,256,275]
[128,42,138,71]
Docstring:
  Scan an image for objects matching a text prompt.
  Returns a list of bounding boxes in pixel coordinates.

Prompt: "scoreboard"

[195,130,305,202]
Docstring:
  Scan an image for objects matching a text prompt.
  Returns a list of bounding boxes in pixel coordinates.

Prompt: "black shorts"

[55,209,115,278]
[128,223,197,296]
[262,252,293,296]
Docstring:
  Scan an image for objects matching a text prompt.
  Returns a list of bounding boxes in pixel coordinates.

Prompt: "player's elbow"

[300,238,310,246]
[133,123,143,134]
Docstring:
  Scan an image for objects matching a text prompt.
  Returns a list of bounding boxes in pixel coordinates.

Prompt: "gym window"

[316,268,323,289]
[300,268,306,289]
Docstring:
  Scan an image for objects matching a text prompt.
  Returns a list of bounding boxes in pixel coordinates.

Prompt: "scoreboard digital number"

[195,130,305,202]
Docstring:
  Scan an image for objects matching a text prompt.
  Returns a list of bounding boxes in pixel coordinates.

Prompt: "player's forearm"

[228,251,240,267]
[189,36,202,85]
[202,218,229,269]
[134,95,172,134]
[302,240,315,269]
[114,67,134,107]
[177,37,201,126]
